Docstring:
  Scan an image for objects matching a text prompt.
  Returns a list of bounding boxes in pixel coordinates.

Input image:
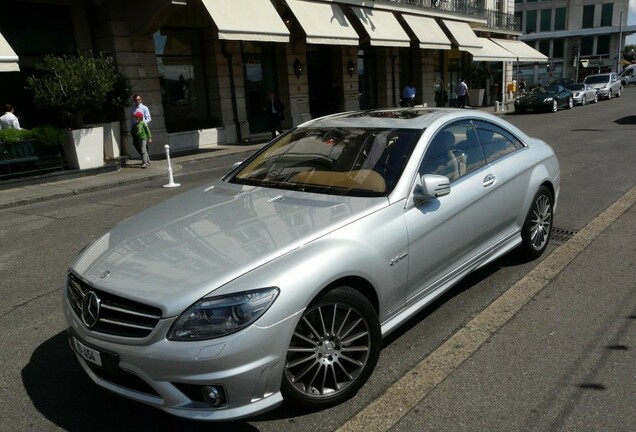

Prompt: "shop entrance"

[243,42,277,134]
[307,45,334,119]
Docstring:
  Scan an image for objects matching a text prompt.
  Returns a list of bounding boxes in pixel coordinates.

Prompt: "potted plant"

[25,53,131,169]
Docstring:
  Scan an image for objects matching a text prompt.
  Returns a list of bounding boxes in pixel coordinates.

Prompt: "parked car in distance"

[564,83,598,106]
[583,72,622,99]
[63,108,560,422]
[514,84,574,113]
[619,67,636,86]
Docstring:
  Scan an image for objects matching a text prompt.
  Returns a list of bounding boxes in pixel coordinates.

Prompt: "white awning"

[401,15,451,50]
[441,20,482,50]
[350,7,411,47]
[201,0,289,42]
[490,38,548,63]
[464,38,517,62]
[286,0,358,45]
[0,32,19,72]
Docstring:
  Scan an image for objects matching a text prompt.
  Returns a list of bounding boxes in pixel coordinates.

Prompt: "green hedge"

[0,125,65,147]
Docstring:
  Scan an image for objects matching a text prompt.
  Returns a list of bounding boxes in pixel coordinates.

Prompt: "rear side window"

[473,120,524,163]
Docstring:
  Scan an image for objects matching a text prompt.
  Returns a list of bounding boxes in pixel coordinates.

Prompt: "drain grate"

[550,227,579,244]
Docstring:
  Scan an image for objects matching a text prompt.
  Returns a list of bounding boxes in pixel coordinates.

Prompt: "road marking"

[337,184,636,432]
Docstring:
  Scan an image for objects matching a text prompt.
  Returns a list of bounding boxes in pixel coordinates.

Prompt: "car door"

[403,120,505,304]
[473,120,529,239]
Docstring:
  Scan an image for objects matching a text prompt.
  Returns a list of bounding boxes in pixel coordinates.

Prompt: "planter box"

[468,88,485,107]
[63,126,104,170]
[87,121,121,161]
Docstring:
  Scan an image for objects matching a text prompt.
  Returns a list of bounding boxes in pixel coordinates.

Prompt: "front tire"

[567,97,573,109]
[552,100,558,112]
[519,186,554,259]
[581,95,586,106]
[593,92,598,103]
[617,87,622,97]
[282,286,381,410]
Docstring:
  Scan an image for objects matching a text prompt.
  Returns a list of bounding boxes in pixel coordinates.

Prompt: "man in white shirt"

[0,104,21,129]
[129,94,151,159]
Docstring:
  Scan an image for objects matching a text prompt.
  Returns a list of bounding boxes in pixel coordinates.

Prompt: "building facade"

[1,0,549,159]
[514,0,636,85]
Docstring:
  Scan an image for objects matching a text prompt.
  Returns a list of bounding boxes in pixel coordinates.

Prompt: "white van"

[620,65,636,85]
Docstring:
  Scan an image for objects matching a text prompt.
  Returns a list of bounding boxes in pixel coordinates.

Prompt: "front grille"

[67,272,163,338]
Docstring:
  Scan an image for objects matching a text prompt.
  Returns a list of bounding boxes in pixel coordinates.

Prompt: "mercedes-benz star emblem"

[82,291,101,328]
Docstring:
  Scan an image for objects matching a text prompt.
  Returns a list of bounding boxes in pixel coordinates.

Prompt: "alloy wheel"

[282,287,380,409]
[529,192,552,252]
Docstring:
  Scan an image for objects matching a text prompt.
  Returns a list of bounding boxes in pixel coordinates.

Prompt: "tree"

[26,53,131,128]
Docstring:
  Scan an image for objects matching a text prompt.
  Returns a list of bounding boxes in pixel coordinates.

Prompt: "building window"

[597,35,610,55]
[580,36,594,56]
[515,0,522,3]
[553,39,564,58]
[540,8,552,32]
[554,8,567,31]
[154,28,213,133]
[601,3,613,27]
[582,5,595,29]
[525,10,537,34]
[539,39,550,57]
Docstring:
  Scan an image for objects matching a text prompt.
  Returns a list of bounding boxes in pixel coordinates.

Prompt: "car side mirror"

[413,174,451,205]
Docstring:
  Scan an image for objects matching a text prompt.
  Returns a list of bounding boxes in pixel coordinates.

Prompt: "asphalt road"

[1,88,635,431]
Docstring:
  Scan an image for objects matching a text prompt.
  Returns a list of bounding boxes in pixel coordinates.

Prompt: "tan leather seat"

[291,169,386,193]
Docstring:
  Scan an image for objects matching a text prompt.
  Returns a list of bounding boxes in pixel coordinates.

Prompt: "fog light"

[202,385,225,407]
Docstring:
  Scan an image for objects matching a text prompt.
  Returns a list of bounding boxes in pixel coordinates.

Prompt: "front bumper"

[63,291,300,421]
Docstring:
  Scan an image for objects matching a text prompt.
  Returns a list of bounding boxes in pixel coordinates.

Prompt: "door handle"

[483,174,496,187]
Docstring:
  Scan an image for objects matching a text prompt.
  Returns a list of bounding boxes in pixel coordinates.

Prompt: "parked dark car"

[551,78,575,86]
[514,85,574,113]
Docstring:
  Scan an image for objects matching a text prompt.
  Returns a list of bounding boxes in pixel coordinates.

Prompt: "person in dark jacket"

[266,93,285,139]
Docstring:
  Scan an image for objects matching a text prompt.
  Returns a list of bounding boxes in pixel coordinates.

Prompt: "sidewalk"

[0,142,265,210]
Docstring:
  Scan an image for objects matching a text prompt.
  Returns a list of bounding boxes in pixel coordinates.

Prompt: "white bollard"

[163,144,181,188]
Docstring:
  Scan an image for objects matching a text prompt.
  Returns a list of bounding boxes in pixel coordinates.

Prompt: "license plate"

[72,336,103,367]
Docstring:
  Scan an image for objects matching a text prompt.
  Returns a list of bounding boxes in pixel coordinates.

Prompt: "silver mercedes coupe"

[64,108,560,421]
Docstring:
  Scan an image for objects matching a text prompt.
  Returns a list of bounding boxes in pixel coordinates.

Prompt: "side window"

[419,121,486,182]
[474,120,524,163]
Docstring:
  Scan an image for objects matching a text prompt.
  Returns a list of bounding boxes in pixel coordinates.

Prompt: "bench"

[0,140,64,178]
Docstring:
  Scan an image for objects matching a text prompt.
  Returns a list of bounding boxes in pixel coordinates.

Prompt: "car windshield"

[229,127,422,197]
[584,75,610,84]
[565,84,585,91]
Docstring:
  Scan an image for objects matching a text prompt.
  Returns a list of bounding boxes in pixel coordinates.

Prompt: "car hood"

[519,92,557,102]
[70,180,386,315]
[585,82,608,89]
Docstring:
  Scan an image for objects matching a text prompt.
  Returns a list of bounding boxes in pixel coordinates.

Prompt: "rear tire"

[519,186,554,260]
[282,286,381,410]
[567,97,573,109]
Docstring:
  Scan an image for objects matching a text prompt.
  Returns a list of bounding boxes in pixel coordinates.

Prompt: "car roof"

[297,107,501,130]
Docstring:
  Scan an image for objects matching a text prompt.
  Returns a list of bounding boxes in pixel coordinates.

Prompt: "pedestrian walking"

[132,111,152,168]
[130,94,151,159]
[455,78,468,108]
[266,93,284,139]
[400,83,416,107]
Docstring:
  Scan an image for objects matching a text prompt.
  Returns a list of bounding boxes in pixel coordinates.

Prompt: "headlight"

[543,97,553,103]
[168,287,279,340]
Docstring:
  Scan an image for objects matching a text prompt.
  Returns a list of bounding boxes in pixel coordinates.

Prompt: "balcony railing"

[485,10,521,32]
[387,0,486,18]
